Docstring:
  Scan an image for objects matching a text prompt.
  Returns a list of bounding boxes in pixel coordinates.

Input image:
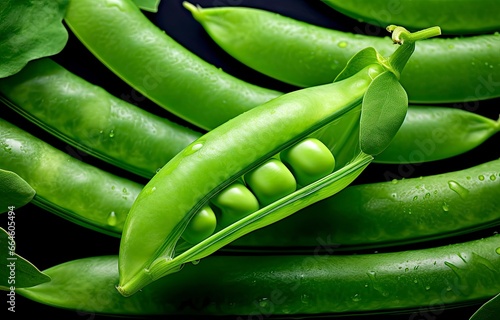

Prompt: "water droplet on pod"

[447,180,469,199]
[107,211,117,226]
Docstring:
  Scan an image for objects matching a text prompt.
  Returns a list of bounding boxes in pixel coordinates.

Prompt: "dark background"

[3,0,500,319]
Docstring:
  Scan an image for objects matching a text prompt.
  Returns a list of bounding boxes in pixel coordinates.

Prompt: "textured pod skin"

[321,0,500,35]
[19,234,500,316]
[64,0,281,130]
[0,118,142,236]
[0,58,201,178]
[118,64,384,294]
[232,158,500,249]
[187,5,500,103]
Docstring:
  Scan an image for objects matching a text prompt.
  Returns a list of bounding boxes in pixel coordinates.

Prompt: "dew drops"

[338,41,348,48]
[191,259,200,265]
[424,192,431,199]
[448,180,469,199]
[107,211,117,226]
[184,142,204,156]
[351,293,361,302]
[109,129,115,138]
[490,174,497,181]
[258,298,269,308]
[442,202,449,212]
[496,247,500,255]
[413,195,418,201]
[301,294,310,304]
[478,175,485,181]
[391,179,398,184]
[425,285,431,291]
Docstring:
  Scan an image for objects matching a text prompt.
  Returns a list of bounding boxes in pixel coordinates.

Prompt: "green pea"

[117,26,440,296]
[280,138,335,186]
[211,182,259,228]
[181,206,217,245]
[232,157,500,250]
[244,159,297,206]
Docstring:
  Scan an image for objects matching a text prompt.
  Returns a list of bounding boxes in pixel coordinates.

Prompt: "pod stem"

[384,25,442,78]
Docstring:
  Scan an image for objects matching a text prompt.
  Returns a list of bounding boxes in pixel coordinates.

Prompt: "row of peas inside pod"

[182,138,335,244]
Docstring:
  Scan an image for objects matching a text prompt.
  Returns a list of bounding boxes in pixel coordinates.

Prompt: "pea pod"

[117,26,441,296]
[0,58,201,178]
[1,58,496,176]
[375,106,500,164]
[63,0,282,131]
[0,117,142,236]
[17,233,500,316]
[321,0,500,35]
[184,3,500,103]
[231,157,500,251]
[4,113,500,253]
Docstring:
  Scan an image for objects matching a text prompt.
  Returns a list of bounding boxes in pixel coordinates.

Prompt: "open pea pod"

[117,26,441,297]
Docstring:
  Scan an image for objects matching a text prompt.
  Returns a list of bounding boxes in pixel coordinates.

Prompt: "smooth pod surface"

[116,23,441,295]
[185,4,500,103]
[321,0,500,35]
[0,118,142,236]
[232,158,500,250]
[375,106,500,164]
[64,0,282,130]
[117,63,389,296]
[0,58,201,178]
[19,234,500,316]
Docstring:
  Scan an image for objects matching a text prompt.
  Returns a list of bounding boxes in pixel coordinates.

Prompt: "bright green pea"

[181,206,217,245]
[280,138,336,186]
[211,182,259,228]
[244,159,297,206]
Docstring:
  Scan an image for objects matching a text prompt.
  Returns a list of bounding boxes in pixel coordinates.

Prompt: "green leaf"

[334,47,381,82]
[0,228,50,288]
[133,0,161,12]
[0,169,35,213]
[0,0,69,78]
[360,71,408,155]
[470,293,500,320]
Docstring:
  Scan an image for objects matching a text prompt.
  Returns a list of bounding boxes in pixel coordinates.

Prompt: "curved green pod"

[232,157,500,250]
[0,117,142,236]
[321,0,500,35]
[63,0,282,131]
[117,27,441,296]
[375,106,500,164]
[0,58,201,179]
[18,234,500,316]
[2,59,497,172]
[184,3,500,103]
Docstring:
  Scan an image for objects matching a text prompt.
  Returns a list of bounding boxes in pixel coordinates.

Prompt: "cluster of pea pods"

[1,0,500,318]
